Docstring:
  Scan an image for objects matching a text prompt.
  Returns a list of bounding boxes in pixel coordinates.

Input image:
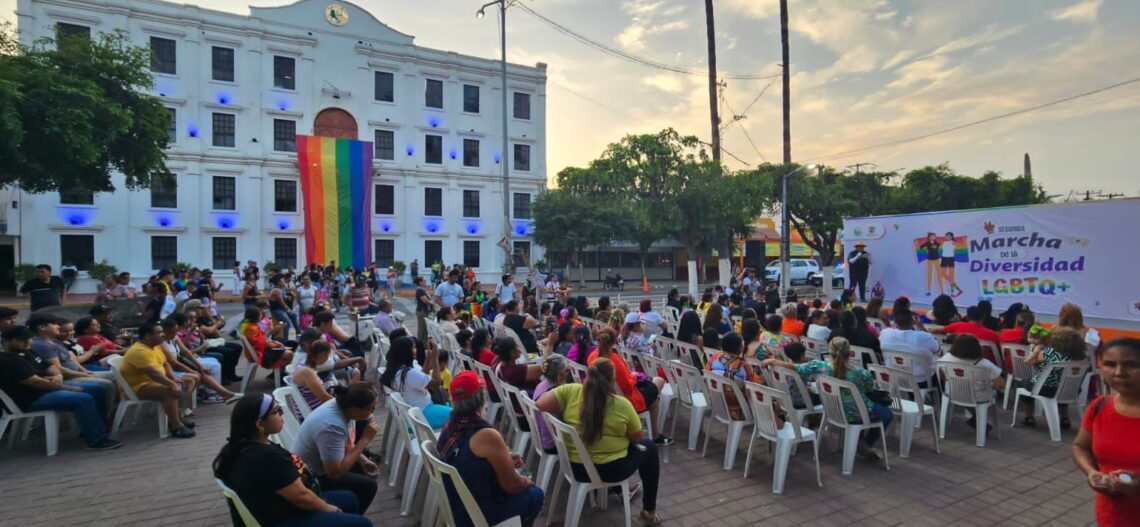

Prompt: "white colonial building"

[7,0,547,293]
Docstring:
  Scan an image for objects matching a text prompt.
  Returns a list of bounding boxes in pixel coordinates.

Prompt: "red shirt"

[944,321,1000,343]
[76,334,116,355]
[587,349,646,412]
[998,327,1026,344]
[1081,396,1140,526]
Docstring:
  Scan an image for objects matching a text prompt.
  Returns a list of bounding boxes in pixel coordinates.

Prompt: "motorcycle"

[603,272,625,291]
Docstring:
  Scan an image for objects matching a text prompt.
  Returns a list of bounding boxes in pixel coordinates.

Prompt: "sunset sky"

[6,0,1139,197]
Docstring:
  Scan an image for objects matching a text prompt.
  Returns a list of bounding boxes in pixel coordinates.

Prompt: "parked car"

[764,258,821,285]
[809,263,846,288]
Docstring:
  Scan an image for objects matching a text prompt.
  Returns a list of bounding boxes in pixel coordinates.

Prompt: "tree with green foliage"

[531,188,621,288]
[0,24,172,193]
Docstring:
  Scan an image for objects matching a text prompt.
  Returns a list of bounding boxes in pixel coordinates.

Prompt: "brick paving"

[0,298,1097,526]
[0,382,1096,527]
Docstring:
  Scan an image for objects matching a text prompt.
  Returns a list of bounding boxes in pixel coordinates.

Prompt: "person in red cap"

[436,370,544,527]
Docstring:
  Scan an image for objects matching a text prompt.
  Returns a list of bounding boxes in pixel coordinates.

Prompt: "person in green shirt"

[537,357,662,525]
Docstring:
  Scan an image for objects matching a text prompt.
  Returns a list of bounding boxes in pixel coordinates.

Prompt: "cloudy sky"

[6,0,1140,197]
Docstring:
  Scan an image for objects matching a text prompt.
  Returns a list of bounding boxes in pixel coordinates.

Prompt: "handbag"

[868,389,894,407]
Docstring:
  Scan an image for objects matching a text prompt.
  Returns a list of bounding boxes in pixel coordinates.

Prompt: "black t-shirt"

[848,250,870,275]
[227,442,320,526]
[20,277,65,312]
[504,313,540,356]
[415,287,432,313]
[0,351,50,410]
[99,322,121,342]
[922,241,940,261]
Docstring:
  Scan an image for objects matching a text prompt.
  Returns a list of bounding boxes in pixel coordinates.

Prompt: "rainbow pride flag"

[296,135,373,268]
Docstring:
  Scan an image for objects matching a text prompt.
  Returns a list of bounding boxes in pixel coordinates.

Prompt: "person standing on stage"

[847,242,871,302]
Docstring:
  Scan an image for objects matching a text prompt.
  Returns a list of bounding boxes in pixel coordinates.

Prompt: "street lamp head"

[476,8,486,18]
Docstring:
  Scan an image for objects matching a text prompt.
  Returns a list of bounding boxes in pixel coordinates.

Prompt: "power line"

[550,80,654,126]
[809,75,1140,162]
[515,3,781,81]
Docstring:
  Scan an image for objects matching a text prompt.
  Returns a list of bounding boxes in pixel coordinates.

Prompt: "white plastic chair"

[470,361,505,427]
[741,381,821,494]
[868,365,940,458]
[407,407,440,527]
[238,334,282,393]
[937,363,1002,447]
[421,439,523,527]
[816,374,890,475]
[766,365,822,426]
[389,396,424,516]
[851,345,880,366]
[380,386,402,466]
[641,354,677,437]
[516,391,560,501]
[665,360,709,450]
[216,478,263,527]
[702,374,754,470]
[1002,343,1035,409]
[979,339,1003,372]
[271,386,309,450]
[1009,361,1088,441]
[0,388,62,456]
[106,355,169,439]
[498,383,533,456]
[802,337,828,360]
[544,412,636,527]
[565,359,589,383]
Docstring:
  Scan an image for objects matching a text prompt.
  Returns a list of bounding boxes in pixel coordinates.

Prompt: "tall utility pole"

[704,0,721,162]
[779,0,791,163]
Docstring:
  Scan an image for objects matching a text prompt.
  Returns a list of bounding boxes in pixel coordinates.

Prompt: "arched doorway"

[313,107,358,139]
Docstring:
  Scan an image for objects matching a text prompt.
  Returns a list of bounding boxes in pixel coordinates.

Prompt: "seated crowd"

[6,259,1134,527]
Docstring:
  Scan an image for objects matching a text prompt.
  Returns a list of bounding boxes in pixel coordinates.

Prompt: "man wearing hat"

[847,241,872,302]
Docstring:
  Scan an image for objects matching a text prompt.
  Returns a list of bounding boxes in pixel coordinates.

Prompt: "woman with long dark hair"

[676,310,705,367]
[567,326,595,366]
[536,358,662,525]
[213,393,372,526]
[931,294,959,326]
[380,336,449,428]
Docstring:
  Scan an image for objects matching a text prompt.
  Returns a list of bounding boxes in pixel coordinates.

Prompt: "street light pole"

[780,164,815,302]
[479,0,513,276]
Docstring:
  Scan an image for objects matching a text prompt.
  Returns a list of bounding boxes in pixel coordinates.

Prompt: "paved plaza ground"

[0,297,1098,527]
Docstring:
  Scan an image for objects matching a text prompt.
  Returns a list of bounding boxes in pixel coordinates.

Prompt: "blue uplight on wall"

[216,92,231,105]
[379,222,392,232]
[57,208,94,226]
[423,219,441,233]
[155,80,173,97]
[157,217,172,227]
[449,147,457,160]
[513,221,531,236]
[494,152,502,164]
[465,221,480,234]
[188,123,198,138]
[215,215,237,229]
[406,145,415,156]
[277,219,291,230]
[275,98,291,111]
[428,116,441,128]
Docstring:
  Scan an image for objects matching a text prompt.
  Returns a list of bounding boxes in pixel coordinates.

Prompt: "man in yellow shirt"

[119,320,195,438]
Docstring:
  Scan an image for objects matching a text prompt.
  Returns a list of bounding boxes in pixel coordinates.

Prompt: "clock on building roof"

[325,3,349,26]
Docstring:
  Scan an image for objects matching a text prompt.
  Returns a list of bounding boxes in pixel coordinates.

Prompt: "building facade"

[9,0,547,293]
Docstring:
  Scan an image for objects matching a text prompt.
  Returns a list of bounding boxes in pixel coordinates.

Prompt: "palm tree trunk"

[704,0,721,162]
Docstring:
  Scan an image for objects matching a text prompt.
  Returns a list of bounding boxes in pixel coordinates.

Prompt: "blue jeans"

[864,402,894,447]
[64,379,111,416]
[276,490,372,527]
[28,390,108,446]
[272,308,301,340]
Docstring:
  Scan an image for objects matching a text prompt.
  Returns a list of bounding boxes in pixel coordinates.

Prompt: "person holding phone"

[380,335,450,429]
[1072,338,1140,527]
[293,382,381,512]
